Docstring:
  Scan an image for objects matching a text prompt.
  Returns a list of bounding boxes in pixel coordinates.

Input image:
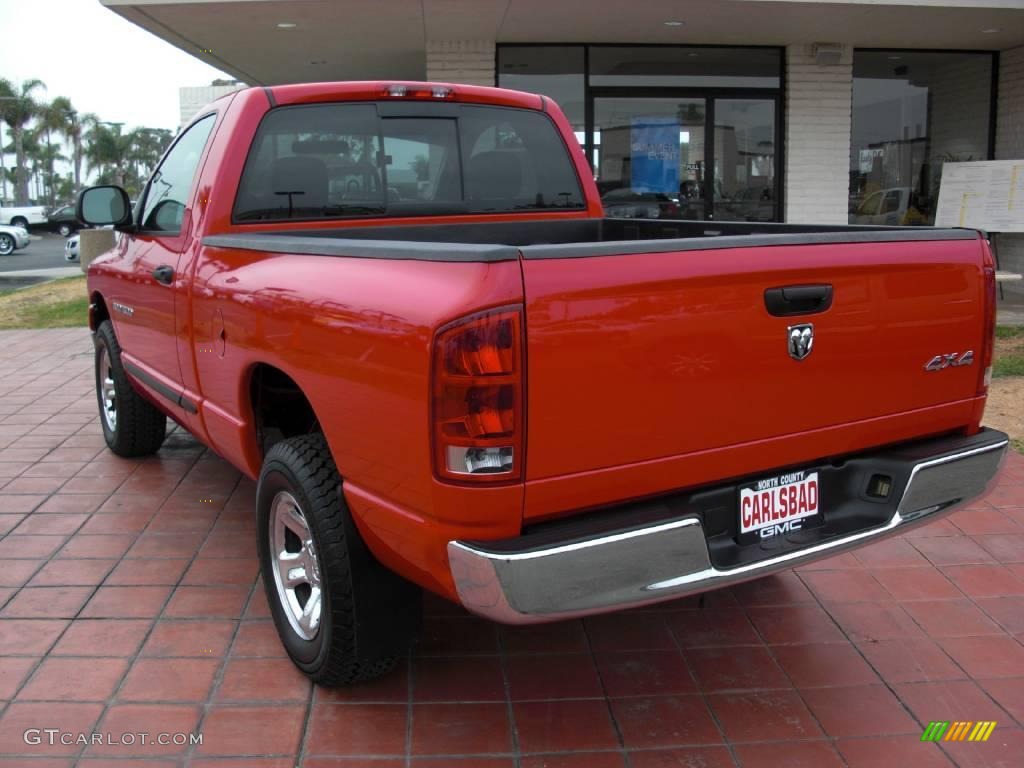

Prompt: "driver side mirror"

[77,185,133,229]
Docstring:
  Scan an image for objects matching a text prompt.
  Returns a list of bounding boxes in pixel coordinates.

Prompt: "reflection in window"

[849,51,993,226]
[713,99,776,222]
[233,103,584,222]
[593,98,704,220]
[589,47,781,89]
[382,119,461,203]
[461,106,586,211]
[497,46,585,137]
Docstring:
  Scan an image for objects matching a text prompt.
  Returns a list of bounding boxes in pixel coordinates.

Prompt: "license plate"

[739,470,820,539]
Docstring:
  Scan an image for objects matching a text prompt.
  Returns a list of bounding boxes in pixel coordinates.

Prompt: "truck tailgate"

[521,236,987,520]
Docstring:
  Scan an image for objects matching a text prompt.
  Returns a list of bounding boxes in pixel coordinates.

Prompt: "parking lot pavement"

[0,233,70,273]
[0,327,1023,766]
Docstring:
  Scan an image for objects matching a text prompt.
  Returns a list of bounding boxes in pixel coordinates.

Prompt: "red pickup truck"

[78,81,1008,686]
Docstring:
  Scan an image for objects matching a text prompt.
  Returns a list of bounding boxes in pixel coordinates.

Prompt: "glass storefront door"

[592,94,778,221]
[712,99,777,222]
[593,97,707,219]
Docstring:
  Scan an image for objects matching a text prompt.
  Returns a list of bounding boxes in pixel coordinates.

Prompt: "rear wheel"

[257,433,421,686]
[94,320,167,457]
[10,216,28,229]
[58,223,72,237]
[0,234,13,256]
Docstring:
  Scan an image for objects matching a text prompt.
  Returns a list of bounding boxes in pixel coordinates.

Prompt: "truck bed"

[203,217,978,262]
[201,218,989,522]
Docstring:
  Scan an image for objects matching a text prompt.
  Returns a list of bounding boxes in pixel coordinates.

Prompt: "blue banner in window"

[631,117,679,194]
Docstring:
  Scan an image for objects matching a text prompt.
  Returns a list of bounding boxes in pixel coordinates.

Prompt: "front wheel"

[0,234,13,255]
[94,320,167,457]
[257,433,421,686]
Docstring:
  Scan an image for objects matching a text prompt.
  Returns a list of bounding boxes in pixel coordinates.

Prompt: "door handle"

[152,265,174,285]
[764,284,833,317]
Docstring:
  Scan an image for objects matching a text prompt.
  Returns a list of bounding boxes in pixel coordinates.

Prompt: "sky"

[0,0,233,132]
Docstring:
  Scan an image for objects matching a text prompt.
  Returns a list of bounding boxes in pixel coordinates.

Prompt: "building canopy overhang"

[102,0,1024,86]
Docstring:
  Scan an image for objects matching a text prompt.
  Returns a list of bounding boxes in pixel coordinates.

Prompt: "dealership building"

[104,0,1024,295]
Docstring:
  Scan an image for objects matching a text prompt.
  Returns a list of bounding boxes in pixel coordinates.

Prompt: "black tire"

[10,216,28,229]
[0,234,13,256]
[58,223,73,237]
[257,433,421,686]
[94,320,167,457]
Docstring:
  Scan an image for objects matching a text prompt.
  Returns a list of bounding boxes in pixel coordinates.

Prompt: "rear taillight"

[979,238,997,396]
[432,307,523,483]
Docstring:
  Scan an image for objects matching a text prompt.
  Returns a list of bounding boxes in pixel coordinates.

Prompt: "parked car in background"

[0,223,31,255]
[725,185,775,222]
[79,81,1007,688]
[0,201,48,229]
[64,233,80,262]
[851,186,928,226]
[47,204,83,237]
[601,188,681,218]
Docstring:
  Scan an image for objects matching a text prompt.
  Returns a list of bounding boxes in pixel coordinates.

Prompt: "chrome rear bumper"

[448,430,1008,624]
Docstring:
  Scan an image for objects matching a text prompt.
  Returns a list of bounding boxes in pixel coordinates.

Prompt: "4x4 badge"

[925,351,974,371]
[787,323,814,361]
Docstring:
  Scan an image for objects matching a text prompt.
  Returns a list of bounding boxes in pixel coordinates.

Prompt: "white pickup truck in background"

[0,201,48,229]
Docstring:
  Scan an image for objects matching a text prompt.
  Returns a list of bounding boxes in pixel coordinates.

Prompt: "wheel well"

[90,292,109,332]
[250,364,320,457]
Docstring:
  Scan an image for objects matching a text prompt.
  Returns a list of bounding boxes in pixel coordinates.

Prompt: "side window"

[140,115,215,233]
[882,190,902,215]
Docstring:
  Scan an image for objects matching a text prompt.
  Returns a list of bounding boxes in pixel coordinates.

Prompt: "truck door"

[115,115,216,396]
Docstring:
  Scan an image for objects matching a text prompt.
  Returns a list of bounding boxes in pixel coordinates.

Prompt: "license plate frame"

[738,469,822,543]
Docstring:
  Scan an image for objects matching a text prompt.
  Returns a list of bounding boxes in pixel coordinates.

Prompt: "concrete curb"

[0,267,82,279]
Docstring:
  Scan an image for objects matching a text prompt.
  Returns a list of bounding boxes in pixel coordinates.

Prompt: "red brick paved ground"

[1,328,1023,766]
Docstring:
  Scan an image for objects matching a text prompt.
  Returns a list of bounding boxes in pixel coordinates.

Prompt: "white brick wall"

[426,40,495,87]
[995,46,1024,299]
[784,44,853,224]
[178,84,244,127]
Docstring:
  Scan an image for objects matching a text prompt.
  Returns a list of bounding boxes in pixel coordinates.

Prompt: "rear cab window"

[233,103,585,222]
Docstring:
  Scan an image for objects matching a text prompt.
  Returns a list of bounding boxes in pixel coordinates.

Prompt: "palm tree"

[0,78,46,203]
[54,172,74,203]
[50,97,89,197]
[129,127,173,187]
[1,168,14,187]
[38,98,73,207]
[84,119,133,190]
[21,127,45,202]
[32,133,66,205]
[83,123,173,197]
[3,129,44,202]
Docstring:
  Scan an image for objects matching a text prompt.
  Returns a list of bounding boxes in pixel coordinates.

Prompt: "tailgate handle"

[764,284,833,317]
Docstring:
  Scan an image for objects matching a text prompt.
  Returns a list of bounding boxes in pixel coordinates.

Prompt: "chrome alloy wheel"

[270,491,322,640]
[98,345,118,432]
